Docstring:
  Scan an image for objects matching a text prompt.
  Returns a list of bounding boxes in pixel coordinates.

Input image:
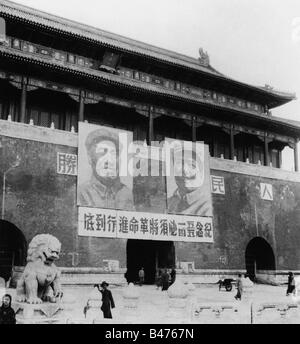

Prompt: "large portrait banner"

[78,207,213,243]
[166,139,213,217]
[77,122,134,211]
[77,122,214,243]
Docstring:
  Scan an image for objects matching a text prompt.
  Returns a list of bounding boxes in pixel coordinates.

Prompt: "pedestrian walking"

[155,269,162,290]
[170,267,176,286]
[138,267,145,286]
[97,281,115,319]
[234,274,243,301]
[124,270,133,285]
[286,272,296,296]
[161,268,170,291]
[0,294,16,324]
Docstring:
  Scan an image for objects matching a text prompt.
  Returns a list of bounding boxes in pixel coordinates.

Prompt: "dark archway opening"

[126,240,175,284]
[0,220,27,282]
[245,237,275,281]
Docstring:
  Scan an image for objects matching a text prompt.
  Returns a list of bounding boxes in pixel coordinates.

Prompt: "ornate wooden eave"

[1,45,300,139]
[0,45,276,115]
[0,0,221,74]
[0,0,296,109]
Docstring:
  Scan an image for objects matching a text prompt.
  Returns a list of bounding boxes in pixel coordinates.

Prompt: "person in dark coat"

[0,294,16,324]
[124,271,130,285]
[161,269,170,291]
[234,274,243,301]
[97,281,115,319]
[138,267,145,286]
[286,272,296,296]
[170,268,176,286]
[155,269,162,290]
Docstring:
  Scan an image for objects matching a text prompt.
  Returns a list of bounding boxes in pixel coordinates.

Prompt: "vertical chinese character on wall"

[211,175,225,194]
[260,183,273,201]
[57,152,78,176]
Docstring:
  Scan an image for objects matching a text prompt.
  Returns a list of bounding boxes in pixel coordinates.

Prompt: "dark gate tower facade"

[0,0,299,285]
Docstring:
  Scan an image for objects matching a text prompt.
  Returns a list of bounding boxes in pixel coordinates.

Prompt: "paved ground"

[4,283,300,324]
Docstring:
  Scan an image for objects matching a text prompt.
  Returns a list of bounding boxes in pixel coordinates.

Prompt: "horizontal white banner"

[78,207,213,243]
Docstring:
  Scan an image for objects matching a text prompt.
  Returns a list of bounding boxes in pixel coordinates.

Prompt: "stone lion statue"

[16,234,63,304]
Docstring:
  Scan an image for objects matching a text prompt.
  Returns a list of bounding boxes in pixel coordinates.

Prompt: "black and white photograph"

[0,0,300,330]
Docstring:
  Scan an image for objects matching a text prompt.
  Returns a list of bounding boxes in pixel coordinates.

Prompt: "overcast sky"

[10,0,300,169]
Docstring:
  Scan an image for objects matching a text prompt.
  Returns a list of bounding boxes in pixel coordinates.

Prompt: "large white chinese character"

[211,175,225,194]
[260,183,273,201]
[57,152,78,175]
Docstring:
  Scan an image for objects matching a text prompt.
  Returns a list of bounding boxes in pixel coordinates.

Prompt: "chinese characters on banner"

[79,208,118,238]
[76,123,214,242]
[78,207,213,243]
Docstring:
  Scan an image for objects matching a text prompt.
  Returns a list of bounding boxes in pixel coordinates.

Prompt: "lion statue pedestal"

[14,234,68,324]
[13,300,65,324]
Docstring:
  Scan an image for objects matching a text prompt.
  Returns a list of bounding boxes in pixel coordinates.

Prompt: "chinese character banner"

[78,207,213,243]
[78,207,118,238]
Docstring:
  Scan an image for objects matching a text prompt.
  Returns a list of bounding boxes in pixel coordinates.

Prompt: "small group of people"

[233,271,299,301]
[155,268,176,291]
[0,294,16,324]
[124,267,145,286]
[125,267,176,289]
[84,267,175,320]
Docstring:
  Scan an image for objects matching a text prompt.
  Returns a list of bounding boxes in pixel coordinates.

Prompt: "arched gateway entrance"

[126,240,175,284]
[0,220,27,282]
[245,237,275,281]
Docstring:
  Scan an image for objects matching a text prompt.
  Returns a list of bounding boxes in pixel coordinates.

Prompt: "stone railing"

[251,302,300,324]
[191,302,248,324]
